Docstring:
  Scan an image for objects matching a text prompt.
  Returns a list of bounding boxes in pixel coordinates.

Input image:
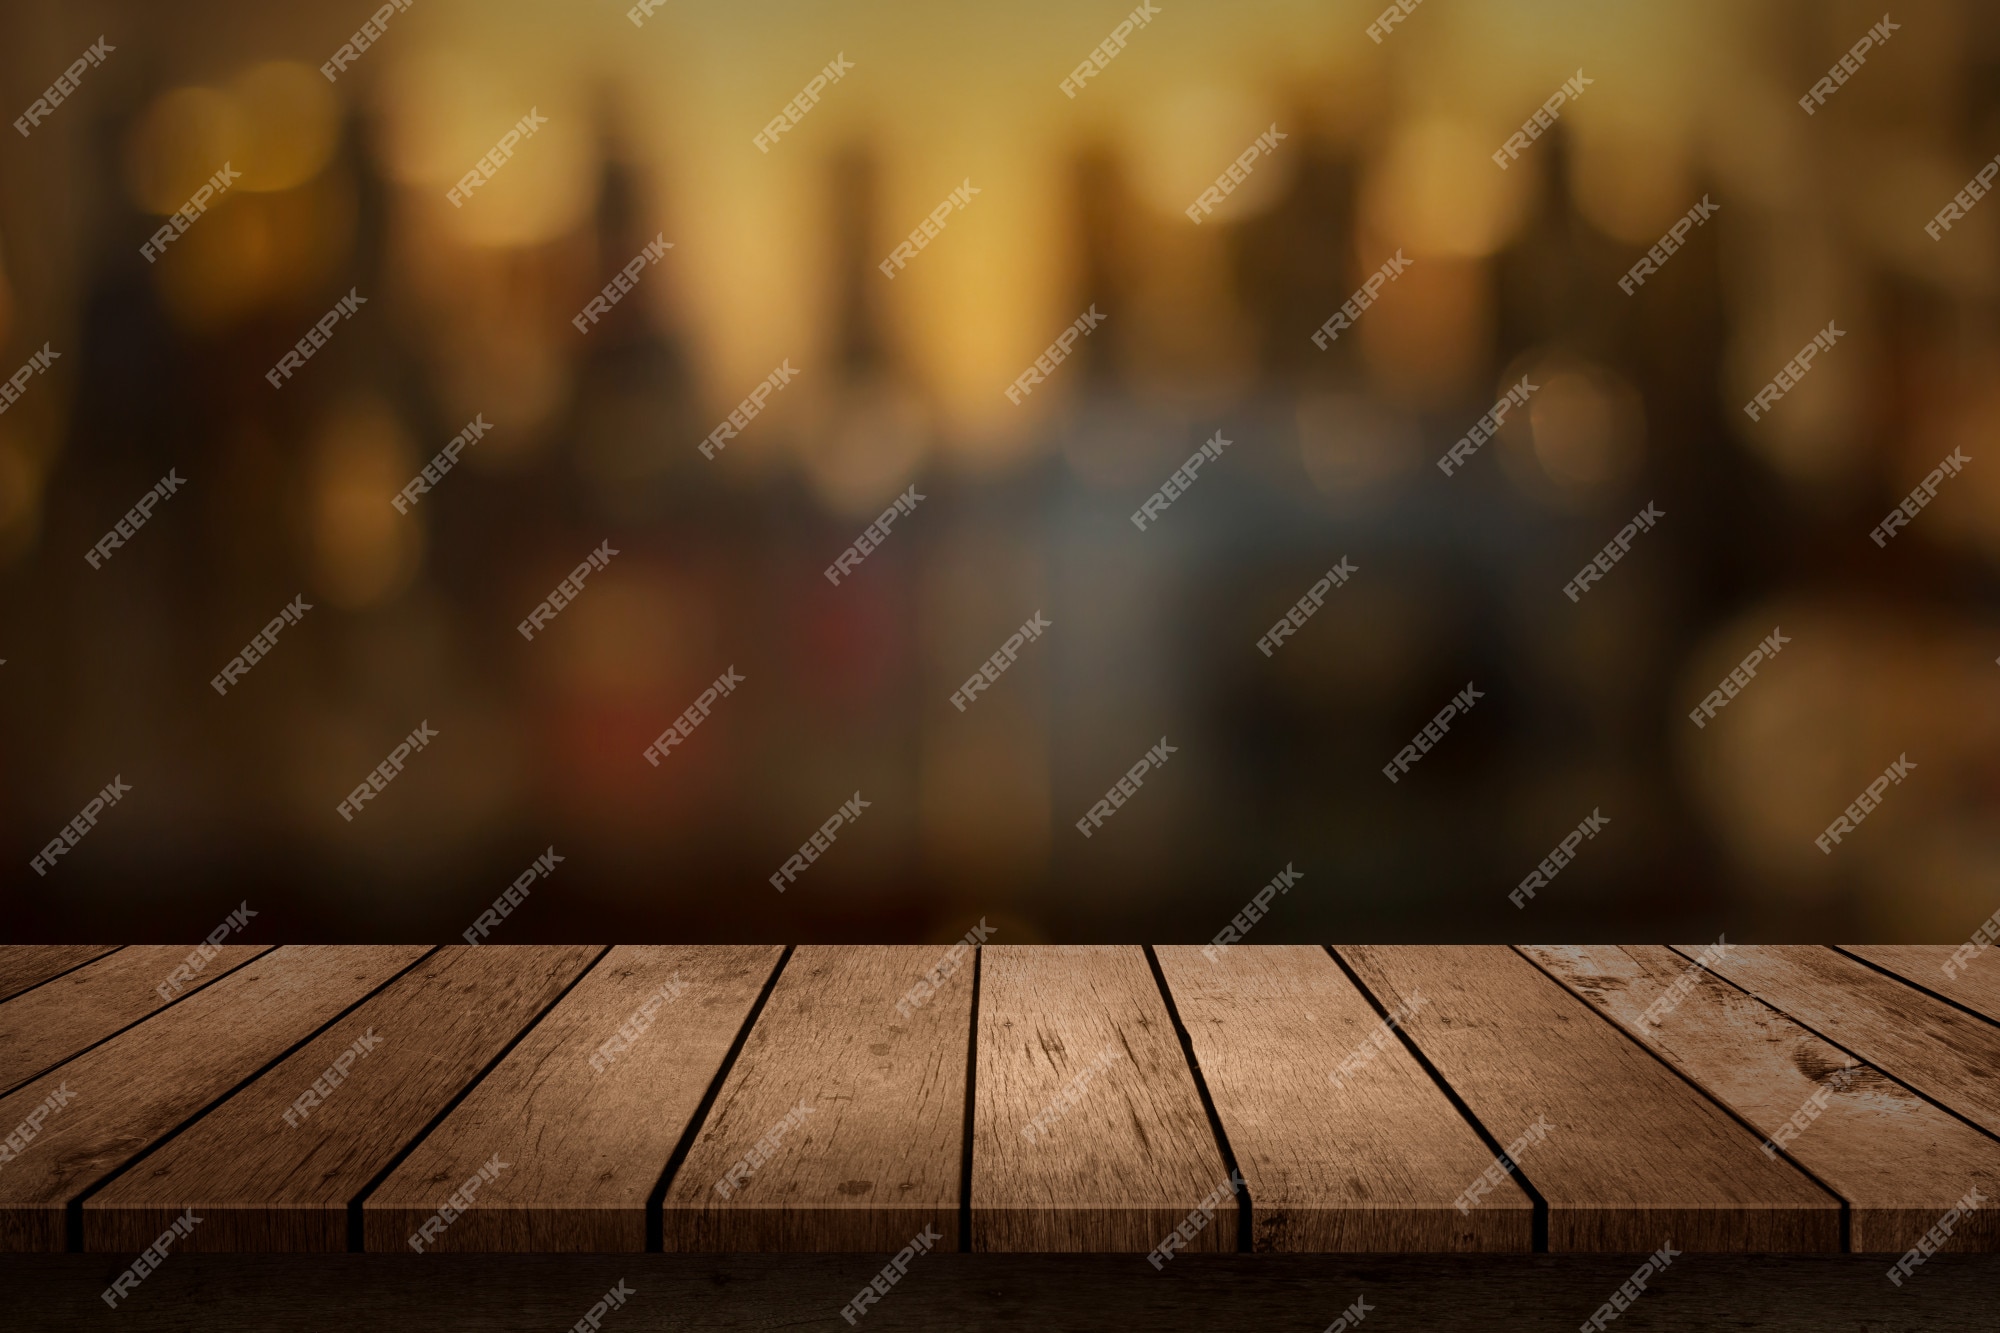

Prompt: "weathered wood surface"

[1686,943,2000,1139]
[366,945,782,1252]
[0,944,268,1096]
[1524,944,2000,1253]
[0,945,1994,1258]
[1155,944,1530,1251]
[0,946,427,1251]
[0,946,119,1004]
[661,946,966,1252]
[85,945,602,1252]
[1841,944,2000,1024]
[972,946,1234,1253]
[1336,946,1839,1251]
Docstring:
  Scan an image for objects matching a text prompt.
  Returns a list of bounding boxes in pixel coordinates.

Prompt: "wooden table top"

[1,944,1995,1257]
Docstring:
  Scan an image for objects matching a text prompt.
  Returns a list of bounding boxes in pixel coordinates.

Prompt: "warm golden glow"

[231,61,341,194]
[126,87,242,215]
[307,399,424,610]
[1363,116,1531,260]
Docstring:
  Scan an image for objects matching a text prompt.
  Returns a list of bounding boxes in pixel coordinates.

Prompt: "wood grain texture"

[1337,946,1839,1252]
[973,945,1234,1253]
[661,945,968,1252]
[0,946,425,1252]
[0,947,120,1003]
[1684,944,2000,1140]
[365,945,781,1253]
[1155,945,1529,1252]
[0,945,269,1096]
[82,945,602,1252]
[1525,944,2000,1253]
[1840,945,2000,1024]
[4,944,1991,1261]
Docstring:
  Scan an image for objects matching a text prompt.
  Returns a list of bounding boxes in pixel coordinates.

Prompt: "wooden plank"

[1684,944,2000,1140]
[1155,945,1530,1251]
[1525,945,2000,1254]
[1336,946,1839,1252]
[0,947,120,1004]
[365,945,781,1253]
[81,945,603,1252]
[0,945,269,1096]
[973,945,1234,1253]
[660,945,968,1251]
[1840,945,2000,1024]
[0,945,426,1252]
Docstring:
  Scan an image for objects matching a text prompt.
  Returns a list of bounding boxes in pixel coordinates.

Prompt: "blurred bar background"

[3,0,1998,944]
